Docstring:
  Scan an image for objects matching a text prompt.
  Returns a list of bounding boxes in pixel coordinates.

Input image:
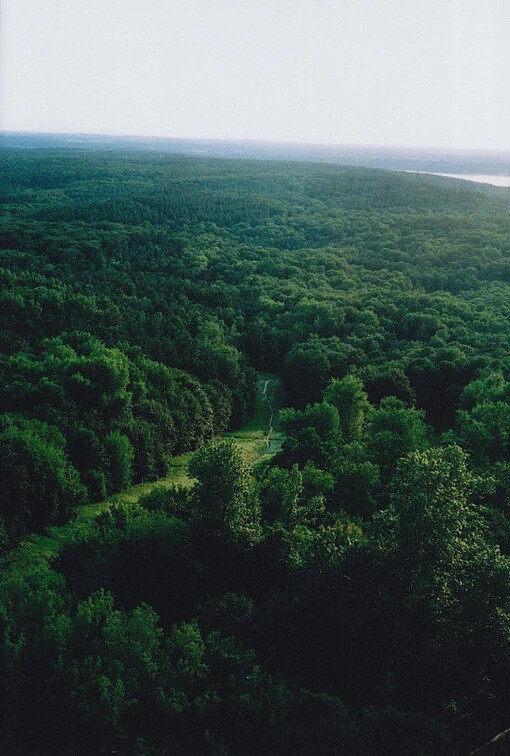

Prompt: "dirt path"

[262,378,274,449]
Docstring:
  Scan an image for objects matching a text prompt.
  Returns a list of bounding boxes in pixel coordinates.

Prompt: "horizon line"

[2,129,510,157]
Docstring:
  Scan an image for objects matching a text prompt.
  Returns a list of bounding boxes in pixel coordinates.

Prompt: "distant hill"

[2,130,510,176]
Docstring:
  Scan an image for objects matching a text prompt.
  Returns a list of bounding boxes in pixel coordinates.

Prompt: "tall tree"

[189,439,261,546]
[325,375,370,440]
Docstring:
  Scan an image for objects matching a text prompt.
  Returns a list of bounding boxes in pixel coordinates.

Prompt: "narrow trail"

[262,378,275,450]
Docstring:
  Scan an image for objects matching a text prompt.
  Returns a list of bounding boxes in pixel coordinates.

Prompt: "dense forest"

[0,147,508,754]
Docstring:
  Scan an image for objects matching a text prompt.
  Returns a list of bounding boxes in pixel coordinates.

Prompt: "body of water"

[406,171,510,187]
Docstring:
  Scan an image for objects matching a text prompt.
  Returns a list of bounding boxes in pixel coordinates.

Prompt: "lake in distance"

[405,172,510,187]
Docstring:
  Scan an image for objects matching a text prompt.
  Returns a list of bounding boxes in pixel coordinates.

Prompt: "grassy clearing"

[226,373,284,464]
[13,373,283,564]
[78,452,195,521]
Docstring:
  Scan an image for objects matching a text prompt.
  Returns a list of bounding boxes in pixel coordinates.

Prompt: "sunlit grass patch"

[16,373,284,566]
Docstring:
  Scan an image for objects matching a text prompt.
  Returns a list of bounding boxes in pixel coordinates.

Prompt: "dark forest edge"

[0,147,508,754]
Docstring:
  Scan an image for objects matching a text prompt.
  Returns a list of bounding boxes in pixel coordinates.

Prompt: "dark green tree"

[189,439,261,545]
[325,375,370,440]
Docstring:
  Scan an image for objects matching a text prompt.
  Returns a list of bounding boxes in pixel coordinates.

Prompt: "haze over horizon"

[4,130,510,158]
[2,0,509,153]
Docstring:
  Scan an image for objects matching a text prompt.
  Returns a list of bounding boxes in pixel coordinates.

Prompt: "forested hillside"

[0,148,508,754]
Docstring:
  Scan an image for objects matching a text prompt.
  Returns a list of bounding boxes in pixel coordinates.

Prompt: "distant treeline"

[3,131,510,174]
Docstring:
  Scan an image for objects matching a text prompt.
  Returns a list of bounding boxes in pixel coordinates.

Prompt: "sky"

[1,0,509,151]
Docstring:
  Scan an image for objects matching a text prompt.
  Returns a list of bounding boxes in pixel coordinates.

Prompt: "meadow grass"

[16,374,283,564]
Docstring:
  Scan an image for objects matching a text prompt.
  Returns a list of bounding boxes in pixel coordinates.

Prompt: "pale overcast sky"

[1,0,509,150]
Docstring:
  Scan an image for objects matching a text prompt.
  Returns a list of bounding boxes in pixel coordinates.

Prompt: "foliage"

[0,414,85,541]
[189,439,261,546]
[0,148,508,753]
